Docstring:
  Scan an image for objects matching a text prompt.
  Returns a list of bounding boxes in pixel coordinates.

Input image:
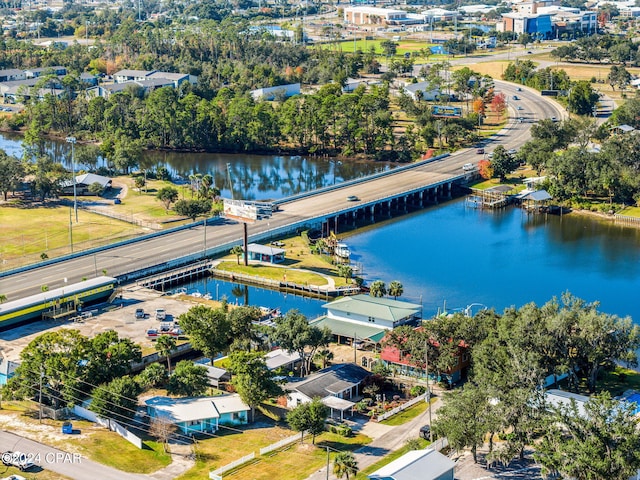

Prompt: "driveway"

[0,430,147,480]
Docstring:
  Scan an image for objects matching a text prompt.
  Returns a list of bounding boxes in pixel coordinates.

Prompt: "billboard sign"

[223,199,258,223]
[432,105,462,117]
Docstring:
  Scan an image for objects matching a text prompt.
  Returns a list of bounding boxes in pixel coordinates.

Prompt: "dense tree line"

[550,34,640,65]
[386,293,640,474]
[515,110,640,205]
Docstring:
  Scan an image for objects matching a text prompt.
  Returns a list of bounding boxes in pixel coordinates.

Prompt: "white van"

[155,308,166,320]
[462,163,475,172]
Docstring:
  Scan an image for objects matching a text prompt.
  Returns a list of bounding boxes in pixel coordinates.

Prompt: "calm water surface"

[0,133,390,200]
[3,132,639,322]
[345,198,640,321]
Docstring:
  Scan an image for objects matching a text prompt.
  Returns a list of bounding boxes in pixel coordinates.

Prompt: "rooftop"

[289,363,370,400]
[368,448,456,480]
[323,294,421,323]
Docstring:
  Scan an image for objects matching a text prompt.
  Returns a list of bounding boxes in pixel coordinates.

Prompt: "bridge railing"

[274,153,450,205]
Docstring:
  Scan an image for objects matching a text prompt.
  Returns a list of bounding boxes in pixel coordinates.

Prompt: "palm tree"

[369,280,386,298]
[156,335,177,374]
[0,294,7,304]
[315,348,334,369]
[337,264,353,283]
[230,245,244,265]
[388,281,404,300]
[333,451,359,479]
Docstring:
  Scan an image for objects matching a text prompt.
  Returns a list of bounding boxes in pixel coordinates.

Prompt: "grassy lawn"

[618,206,640,217]
[216,261,329,286]
[0,203,142,269]
[380,399,429,427]
[453,60,513,79]
[114,176,193,221]
[217,232,355,288]
[354,438,430,479]
[220,432,373,480]
[0,404,170,474]
[61,430,171,473]
[175,424,295,480]
[471,178,525,191]
[598,367,640,397]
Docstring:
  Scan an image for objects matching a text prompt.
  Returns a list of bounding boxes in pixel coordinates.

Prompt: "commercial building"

[343,6,408,25]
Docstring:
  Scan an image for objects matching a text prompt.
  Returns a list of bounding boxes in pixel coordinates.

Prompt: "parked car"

[508,148,517,155]
[419,425,431,440]
[155,308,166,320]
[1,452,34,471]
[135,308,145,319]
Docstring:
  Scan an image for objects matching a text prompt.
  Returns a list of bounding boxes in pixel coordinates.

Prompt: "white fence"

[376,392,428,422]
[72,405,143,449]
[209,452,256,479]
[259,431,305,456]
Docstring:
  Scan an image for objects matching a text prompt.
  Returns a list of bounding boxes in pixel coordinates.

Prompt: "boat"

[335,243,351,258]
[202,293,212,300]
[190,291,203,298]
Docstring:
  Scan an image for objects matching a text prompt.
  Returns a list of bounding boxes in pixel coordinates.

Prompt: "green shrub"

[410,385,426,397]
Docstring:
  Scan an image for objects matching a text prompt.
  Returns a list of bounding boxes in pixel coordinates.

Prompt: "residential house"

[61,173,112,196]
[310,295,421,347]
[368,448,455,480]
[202,365,231,388]
[113,69,155,83]
[0,69,26,82]
[145,394,250,434]
[265,348,301,372]
[402,82,443,101]
[284,363,370,420]
[544,389,589,417]
[25,66,67,78]
[380,327,470,384]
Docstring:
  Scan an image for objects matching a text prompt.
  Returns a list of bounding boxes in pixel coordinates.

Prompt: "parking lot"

[0,286,200,362]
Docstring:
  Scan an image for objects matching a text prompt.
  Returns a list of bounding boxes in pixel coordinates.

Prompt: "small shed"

[246,243,285,263]
[610,124,635,135]
[202,365,231,388]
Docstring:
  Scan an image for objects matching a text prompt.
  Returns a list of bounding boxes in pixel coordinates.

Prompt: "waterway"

[179,198,640,324]
[0,132,391,201]
[3,132,640,322]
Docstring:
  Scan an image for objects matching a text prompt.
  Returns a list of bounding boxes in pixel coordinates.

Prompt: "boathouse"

[246,243,285,263]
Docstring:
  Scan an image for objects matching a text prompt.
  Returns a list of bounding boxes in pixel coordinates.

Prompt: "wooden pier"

[138,260,214,291]
[467,185,516,209]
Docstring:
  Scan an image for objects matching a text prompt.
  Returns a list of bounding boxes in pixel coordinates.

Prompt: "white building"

[250,83,300,101]
[368,448,456,480]
[343,6,408,25]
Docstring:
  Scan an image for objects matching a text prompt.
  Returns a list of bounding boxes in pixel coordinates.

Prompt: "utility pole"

[325,446,330,480]
[38,366,44,423]
[424,337,433,442]
[65,136,78,223]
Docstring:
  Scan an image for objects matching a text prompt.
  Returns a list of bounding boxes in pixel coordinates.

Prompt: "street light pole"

[65,136,78,223]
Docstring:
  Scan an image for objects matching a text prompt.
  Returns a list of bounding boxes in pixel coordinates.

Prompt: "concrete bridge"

[0,81,566,301]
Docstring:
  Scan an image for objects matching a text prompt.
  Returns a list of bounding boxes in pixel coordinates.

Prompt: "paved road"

[0,430,147,480]
[305,398,442,480]
[0,81,565,301]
